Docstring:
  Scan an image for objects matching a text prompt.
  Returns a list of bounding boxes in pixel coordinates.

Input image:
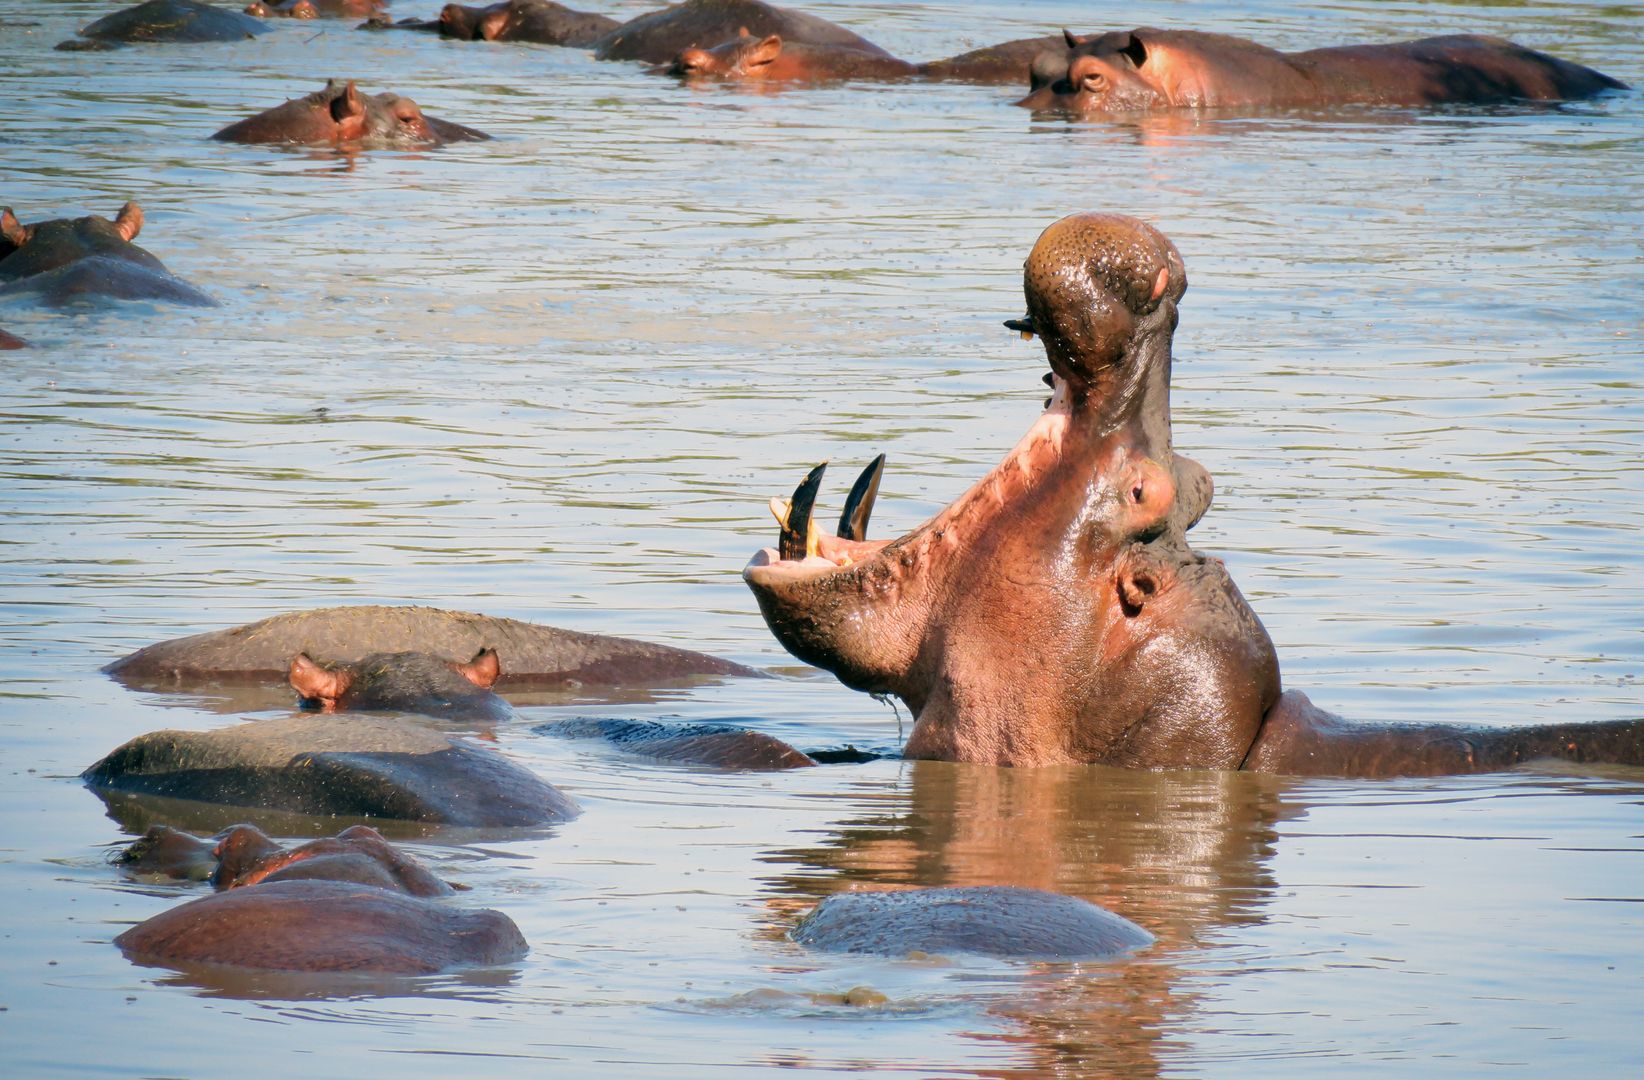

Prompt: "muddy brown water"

[2,0,1641,1075]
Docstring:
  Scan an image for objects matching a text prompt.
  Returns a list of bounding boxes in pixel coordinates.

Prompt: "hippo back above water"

[60,0,269,48]
[0,202,214,307]
[594,0,891,64]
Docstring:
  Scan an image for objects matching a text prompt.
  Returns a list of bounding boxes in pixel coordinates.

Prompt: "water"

[1,0,1641,1074]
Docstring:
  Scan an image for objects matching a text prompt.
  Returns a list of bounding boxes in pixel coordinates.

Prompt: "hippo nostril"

[1132,484,1145,503]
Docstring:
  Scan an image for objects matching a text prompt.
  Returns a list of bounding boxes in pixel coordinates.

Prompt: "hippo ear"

[331,80,366,120]
[1117,563,1159,617]
[737,25,750,38]
[0,208,29,248]
[455,647,501,690]
[477,6,509,40]
[748,34,783,66]
[112,201,143,243]
[1119,32,1148,68]
[1062,28,1086,48]
[289,653,351,707]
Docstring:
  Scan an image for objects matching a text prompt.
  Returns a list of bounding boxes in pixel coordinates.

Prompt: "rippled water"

[2,0,1641,1075]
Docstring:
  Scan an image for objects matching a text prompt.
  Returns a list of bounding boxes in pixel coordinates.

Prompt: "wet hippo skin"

[114,879,527,974]
[57,0,269,49]
[104,604,759,690]
[792,886,1153,960]
[0,202,214,307]
[288,648,519,723]
[437,0,617,44]
[83,714,580,826]
[745,213,1644,778]
[538,716,816,769]
[1018,28,1626,112]
[212,80,490,146]
[594,0,891,64]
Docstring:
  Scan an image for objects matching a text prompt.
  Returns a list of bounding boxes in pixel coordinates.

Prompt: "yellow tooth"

[768,496,791,528]
[1020,330,1034,341]
[805,518,820,559]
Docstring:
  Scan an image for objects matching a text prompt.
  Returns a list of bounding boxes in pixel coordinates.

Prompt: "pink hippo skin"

[246,0,382,18]
[211,80,489,146]
[1018,28,1626,112]
[744,213,1644,778]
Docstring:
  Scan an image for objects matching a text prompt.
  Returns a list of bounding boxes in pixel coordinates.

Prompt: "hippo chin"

[746,213,1644,778]
[1019,29,1627,112]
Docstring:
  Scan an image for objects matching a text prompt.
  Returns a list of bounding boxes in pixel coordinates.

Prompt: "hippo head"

[744,213,1280,767]
[1017,29,1166,112]
[439,2,500,39]
[288,648,501,712]
[0,202,159,280]
[665,29,779,78]
[211,81,490,146]
[244,0,318,18]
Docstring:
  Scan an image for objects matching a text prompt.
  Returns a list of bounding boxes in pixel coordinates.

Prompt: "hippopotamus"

[792,886,1153,960]
[0,327,28,349]
[103,604,759,691]
[211,80,490,146]
[662,32,916,82]
[1017,29,1627,112]
[745,213,1644,778]
[594,0,891,64]
[436,0,617,44]
[115,879,526,974]
[83,713,580,826]
[115,822,453,895]
[57,0,269,50]
[245,0,384,18]
[0,202,215,307]
[537,716,817,769]
[916,35,1068,86]
[289,648,517,722]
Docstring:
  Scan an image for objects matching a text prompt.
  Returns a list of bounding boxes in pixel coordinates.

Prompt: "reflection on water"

[1,0,1641,1075]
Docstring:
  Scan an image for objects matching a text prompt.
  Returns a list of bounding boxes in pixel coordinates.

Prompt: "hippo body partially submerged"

[438,0,617,44]
[1019,29,1626,112]
[115,879,526,974]
[60,0,268,49]
[212,80,490,146]
[288,648,517,723]
[105,604,758,690]
[594,0,890,64]
[0,202,214,307]
[745,214,1644,779]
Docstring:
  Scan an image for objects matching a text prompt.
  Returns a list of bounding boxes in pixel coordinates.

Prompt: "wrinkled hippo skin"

[792,886,1152,960]
[0,327,28,349]
[212,80,490,146]
[438,0,617,44]
[917,34,1066,86]
[663,32,915,82]
[289,648,517,723]
[246,0,384,18]
[58,0,268,49]
[538,716,816,769]
[1019,28,1626,112]
[115,879,526,974]
[104,604,758,690]
[746,213,1644,779]
[595,0,890,64]
[0,202,215,307]
[83,714,579,826]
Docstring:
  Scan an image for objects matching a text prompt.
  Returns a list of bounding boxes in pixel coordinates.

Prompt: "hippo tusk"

[837,454,885,542]
[1004,315,1035,340]
[776,462,827,561]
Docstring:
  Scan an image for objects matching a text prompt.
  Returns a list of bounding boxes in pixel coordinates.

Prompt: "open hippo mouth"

[744,213,1278,768]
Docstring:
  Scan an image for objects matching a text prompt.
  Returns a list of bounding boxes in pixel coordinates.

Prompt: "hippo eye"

[1082,71,1108,92]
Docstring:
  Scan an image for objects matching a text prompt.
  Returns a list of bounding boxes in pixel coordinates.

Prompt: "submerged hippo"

[245,0,384,18]
[115,879,526,974]
[0,202,214,307]
[211,80,490,146]
[58,0,268,50]
[116,823,453,895]
[594,0,890,64]
[289,648,517,722]
[537,716,816,769]
[438,0,617,44]
[104,604,758,690]
[83,713,580,826]
[918,34,1068,86]
[1018,29,1626,112]
[792,886,1153,960]
[663,32,916,82]
[745,213,1644,778]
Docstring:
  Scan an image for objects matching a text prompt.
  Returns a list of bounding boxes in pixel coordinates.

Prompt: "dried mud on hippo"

[1019,28,1627,112]
[745,213,1644,778]
[0,201,214,307]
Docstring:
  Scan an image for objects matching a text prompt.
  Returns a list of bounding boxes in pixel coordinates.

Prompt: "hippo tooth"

[1004,315,1035,340]
[836,454,885,542]
[779,462,828,561]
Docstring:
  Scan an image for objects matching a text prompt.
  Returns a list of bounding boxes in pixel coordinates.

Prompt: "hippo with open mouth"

[744,213,1644,777]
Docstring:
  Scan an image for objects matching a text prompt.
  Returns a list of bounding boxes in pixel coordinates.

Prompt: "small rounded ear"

[1062,28,1085,48]
[747,34,783,66]
[736,25,750,38]
[330,79,366,121]
[1117,564,1159,617]
[456,647,501,689]
[0,207,29,248]
[1119,31,1148,68]
[289,652,351,706]
[112,201,143,243]
[674,46,713,72]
